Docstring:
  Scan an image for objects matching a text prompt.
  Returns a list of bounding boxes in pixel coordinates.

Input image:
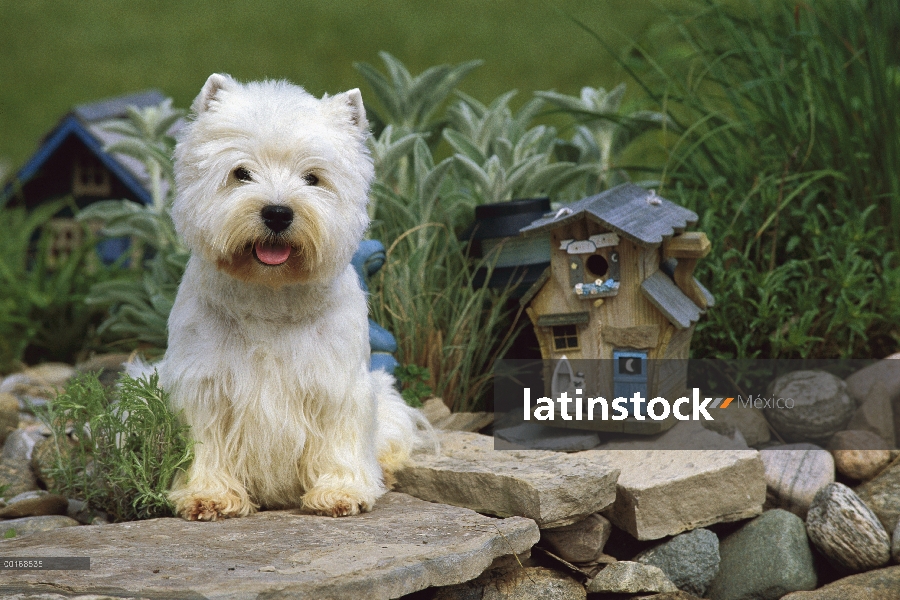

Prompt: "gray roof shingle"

[640,271,704,329]
[519,183,698,247]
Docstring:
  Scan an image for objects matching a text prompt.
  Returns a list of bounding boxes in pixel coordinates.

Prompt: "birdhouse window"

[72,156,112,198]
[552,325,580,351]
[45,218,85,269]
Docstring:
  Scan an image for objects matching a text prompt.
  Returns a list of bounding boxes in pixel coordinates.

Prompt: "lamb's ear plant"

[77,100,188,354]
[538,84,676,194]
[354,51,482,137]
[37,371,194,522]
[443,91,591,204]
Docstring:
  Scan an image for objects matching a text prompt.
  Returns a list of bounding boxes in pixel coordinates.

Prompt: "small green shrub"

[394,364,433,408]
[38,372,194,522]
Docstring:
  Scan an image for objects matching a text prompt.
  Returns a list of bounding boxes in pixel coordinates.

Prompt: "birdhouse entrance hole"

[586,254,609,278]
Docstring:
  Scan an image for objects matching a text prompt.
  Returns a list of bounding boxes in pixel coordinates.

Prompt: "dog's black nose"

[261,205,293,233]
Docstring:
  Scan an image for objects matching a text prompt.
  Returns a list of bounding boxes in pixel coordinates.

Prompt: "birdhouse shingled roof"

[519,183,698,246]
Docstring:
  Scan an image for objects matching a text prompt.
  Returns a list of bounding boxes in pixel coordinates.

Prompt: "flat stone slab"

[0,492,539,600]
[580,448,765,540]
[494,423,601,452]
[781,565,900,600]
[395,432,620,528]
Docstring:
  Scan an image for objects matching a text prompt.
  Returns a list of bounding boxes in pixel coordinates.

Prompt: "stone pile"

[1,356,900,599]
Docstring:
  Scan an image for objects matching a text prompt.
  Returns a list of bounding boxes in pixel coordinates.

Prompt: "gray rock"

[892,520,900,564]
[395,431,620,528]
[637,594,706,600]
[435,412,494,432]
[846,380,896,447]
[421,397,452,424]
[435,412,494,433]
[707,509,817,600]
[634,528,719,597]
[702,403,771,447]
[75,352,133,387]
[22,363,76,387]
[29,435,58,490]
[828,430,893,481]
[585,561,678,594]
[0,490,68,518]
[597,420,751,451]
[0,392,18,446]
[420,398,495,433]
[580,447,765,540]
[64,499,109,526]
[541,512,611,564]
[495,423,600,452]
[845,356,900,404]
[0,457,38,497]
[759,443,834,519]
[0,364,74,407]
[433,566,585,600]
[0,373,29,395]
[0,515,80,539]
[855,459,900,533]
[766,370,855,443]
[806,482,891,572]
[0,594,129,600]
[0,492,539,599]
[2,429,43,461]
[780,565,900,599]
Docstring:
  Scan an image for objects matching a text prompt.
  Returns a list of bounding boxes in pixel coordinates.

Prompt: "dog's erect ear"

[330,88,369,133]
[192,73,237,115]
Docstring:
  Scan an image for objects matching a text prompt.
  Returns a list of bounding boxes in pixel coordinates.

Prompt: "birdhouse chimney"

[662,232,711,309]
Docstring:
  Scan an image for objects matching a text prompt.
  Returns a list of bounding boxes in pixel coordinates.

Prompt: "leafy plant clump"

[394,364,433,408]
[38,372,194,522]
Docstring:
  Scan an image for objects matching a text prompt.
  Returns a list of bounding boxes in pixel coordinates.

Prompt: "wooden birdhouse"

[517,183,714,433]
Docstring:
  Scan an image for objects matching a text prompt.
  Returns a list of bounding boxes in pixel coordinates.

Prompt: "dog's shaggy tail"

[123,355,157,381]
[372,369,436,486]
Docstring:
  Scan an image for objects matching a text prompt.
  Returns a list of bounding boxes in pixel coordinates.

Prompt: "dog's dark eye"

[303,173,319,186]
[234,167,253,183]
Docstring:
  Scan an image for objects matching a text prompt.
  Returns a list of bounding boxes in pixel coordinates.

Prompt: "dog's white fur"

[152,73,428,520]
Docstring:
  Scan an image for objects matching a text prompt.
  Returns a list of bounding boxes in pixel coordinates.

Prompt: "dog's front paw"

[175,491,255,521]
[302,487,375,517]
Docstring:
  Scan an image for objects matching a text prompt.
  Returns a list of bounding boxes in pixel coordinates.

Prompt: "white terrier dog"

[155,73,427,521]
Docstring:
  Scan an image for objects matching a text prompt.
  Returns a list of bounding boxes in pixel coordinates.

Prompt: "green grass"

[0,0,692,171]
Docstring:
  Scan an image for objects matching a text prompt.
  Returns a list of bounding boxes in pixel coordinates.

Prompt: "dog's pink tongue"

[255,242,291,266]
